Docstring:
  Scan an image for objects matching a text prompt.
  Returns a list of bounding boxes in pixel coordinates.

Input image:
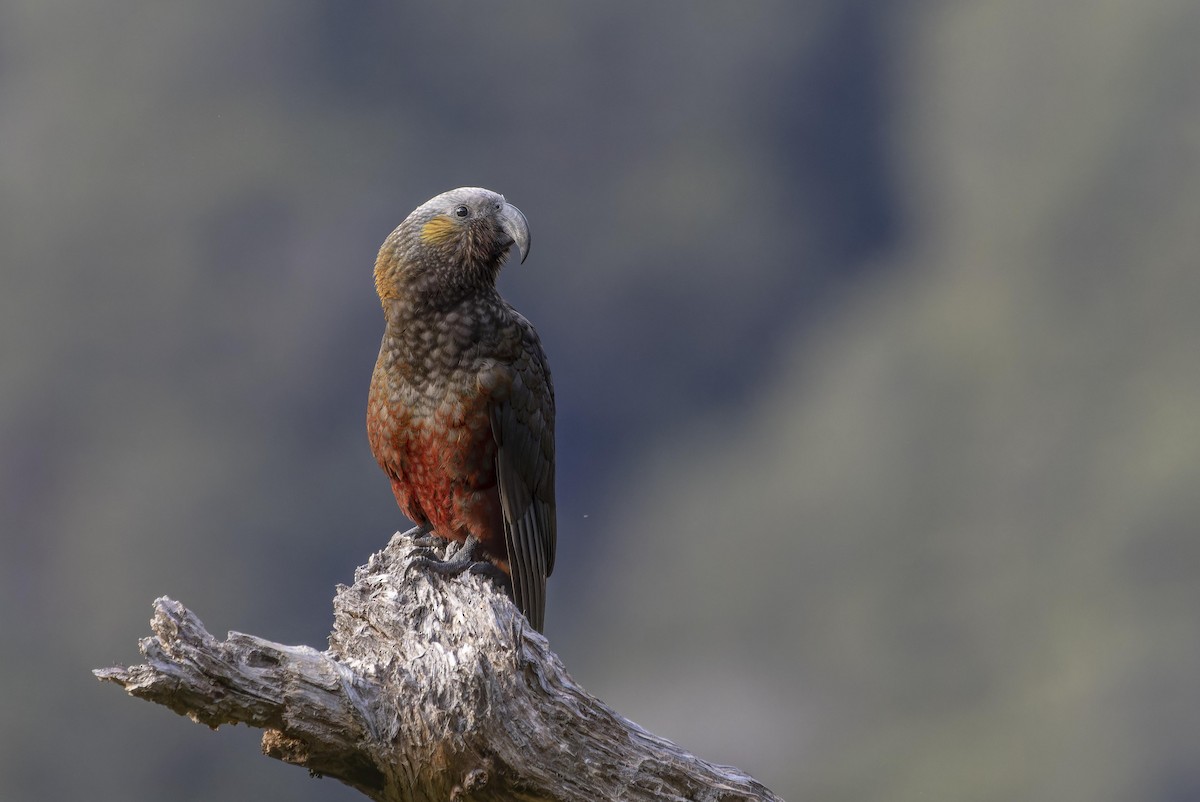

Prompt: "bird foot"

[405,535,512,593]
[408,534,445,550]
[465,560,513,591]
[392,523,440,549]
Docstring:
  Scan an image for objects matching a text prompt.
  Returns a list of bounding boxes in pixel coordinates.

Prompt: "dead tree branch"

[95,532,782,801]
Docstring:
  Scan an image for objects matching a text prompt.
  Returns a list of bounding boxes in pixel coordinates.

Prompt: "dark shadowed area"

[3,2,1199,801]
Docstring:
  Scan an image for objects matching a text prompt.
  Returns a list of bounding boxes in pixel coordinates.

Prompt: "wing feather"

[489,342,555,632]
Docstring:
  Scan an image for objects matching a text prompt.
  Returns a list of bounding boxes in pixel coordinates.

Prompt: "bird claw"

[404,535,512,595]
[405,548,478,577]
[409,534,445,550]
[392,523,437,549]
[404,547,444,565]
[467,560,512,590]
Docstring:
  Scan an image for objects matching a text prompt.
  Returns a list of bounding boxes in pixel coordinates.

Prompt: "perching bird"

[366,187,556,632]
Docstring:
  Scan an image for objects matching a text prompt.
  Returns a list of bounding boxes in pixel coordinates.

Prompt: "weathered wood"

[95,532,783,801]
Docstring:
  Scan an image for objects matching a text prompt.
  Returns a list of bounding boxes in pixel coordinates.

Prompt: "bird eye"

[454,205,470,218]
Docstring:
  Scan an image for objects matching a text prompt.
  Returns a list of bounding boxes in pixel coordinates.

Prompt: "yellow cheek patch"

[420,214,460,245]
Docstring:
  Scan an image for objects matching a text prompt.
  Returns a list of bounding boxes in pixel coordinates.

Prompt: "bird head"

[374,187,530,306]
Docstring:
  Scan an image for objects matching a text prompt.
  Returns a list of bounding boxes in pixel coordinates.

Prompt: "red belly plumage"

[372,389,509,572]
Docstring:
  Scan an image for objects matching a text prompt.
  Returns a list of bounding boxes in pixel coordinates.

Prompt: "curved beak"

[498,201,531,264]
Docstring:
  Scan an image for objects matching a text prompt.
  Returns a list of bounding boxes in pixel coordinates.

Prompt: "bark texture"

[95,531,782,802]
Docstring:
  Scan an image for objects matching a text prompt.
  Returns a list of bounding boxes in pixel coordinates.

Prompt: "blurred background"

[3,1,1199,800]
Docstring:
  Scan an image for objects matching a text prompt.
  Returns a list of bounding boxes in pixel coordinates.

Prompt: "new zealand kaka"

[366,187,556,632]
